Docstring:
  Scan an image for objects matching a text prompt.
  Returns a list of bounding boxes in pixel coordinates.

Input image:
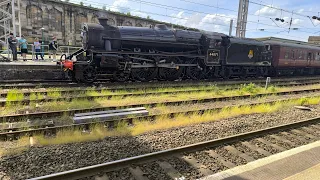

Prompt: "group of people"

[7,33,58,61]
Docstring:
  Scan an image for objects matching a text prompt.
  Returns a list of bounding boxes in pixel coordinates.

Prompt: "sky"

[69,0,320,42]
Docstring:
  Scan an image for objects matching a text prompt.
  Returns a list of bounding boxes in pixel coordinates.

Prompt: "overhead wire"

[180,0,319,32]
[70,0,319,38]
[248,0,320,28]
[69,0,236,30]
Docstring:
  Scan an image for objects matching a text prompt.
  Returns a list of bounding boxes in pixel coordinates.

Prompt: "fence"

[1,44,81,61]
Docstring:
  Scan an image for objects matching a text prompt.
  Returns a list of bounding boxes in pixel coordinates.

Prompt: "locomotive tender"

[61,17,319,83]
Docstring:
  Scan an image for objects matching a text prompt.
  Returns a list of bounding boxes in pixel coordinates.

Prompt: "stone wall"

[12,0,178,46]
[308,36,320,45]
[0,64,64,80]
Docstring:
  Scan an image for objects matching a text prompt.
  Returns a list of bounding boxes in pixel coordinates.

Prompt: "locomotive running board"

[131,63,198,68]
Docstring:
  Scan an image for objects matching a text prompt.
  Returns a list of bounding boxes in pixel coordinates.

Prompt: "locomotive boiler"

[62,17,272,83]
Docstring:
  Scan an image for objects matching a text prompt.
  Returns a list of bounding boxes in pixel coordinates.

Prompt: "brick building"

[308,36,320,45]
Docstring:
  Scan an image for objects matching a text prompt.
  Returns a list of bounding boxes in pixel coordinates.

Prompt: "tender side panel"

[226,43,271,66]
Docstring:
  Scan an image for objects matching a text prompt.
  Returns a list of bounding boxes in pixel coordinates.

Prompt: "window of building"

[26,5,42,27]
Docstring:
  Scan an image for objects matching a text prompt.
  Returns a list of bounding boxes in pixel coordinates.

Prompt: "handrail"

[1,44,82,61]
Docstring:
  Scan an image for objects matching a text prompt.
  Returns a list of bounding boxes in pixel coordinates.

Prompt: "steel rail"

[1,87,320,123]
[1,78,320,99]
[29,116,320,180]
[0,84,243,99]
[1,95,318,139]
[0,80,71,83]
[1,75,320,89]
[3,81,320,106]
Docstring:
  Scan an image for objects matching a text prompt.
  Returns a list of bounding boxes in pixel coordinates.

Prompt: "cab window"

[265,45,272,51]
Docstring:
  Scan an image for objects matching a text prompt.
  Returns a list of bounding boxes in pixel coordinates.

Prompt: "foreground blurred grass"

[1,96,319,157]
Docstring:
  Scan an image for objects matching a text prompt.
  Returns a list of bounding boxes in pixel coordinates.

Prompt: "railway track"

[30,116,320,180]
[0,94,318,140]
[2,81,320,107]
[1,77,320,99]
[1,87,320,123]
[1,76,320,89]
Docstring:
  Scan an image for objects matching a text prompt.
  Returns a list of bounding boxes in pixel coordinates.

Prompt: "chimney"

[98,17,109,26]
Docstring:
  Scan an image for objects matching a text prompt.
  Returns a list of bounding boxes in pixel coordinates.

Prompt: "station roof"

[255,37,320,47]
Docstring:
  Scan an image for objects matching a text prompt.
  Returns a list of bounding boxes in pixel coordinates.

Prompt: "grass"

[1,95,316,154]
[131,96,320,135]
[47,91,61,99]
[0,136,30,157]
[6,89,24,101]
[4,82,320,104]
[2,82,320,116]
[33,122,130,146]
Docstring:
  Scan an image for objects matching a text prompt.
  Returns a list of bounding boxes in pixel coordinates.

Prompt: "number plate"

[207,49,220,63]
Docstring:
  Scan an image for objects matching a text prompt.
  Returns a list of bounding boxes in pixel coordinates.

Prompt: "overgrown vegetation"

[6,89,24,101]
[3,83,320,116]
[1,95,317,155]
[0,136,30,157]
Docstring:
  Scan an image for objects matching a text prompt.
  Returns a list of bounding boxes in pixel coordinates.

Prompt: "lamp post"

[41,27,45,57]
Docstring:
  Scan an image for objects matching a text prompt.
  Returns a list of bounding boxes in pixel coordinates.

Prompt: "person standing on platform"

[8,33,17,61]
[49,37,57,61]
[34,38,44,60]
[19,35,28,61]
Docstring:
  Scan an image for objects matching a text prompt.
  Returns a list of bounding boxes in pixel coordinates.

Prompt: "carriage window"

[299,51,303,59]
[285,49,290,59]
[292,50,295,59]
[307,52,312,60]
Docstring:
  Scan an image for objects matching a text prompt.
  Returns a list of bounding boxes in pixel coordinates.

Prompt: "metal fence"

[1,43,81,61]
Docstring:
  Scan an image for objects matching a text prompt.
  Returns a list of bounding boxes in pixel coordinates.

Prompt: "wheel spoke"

[82,66,97,83]
[131,56,157,81]
[186,59,203,80]
[158,57,183,81]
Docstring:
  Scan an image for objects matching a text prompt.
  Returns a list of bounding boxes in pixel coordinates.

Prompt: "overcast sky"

[70,0,320,42]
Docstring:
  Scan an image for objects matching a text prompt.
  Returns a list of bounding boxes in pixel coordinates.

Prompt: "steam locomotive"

[61,17,320,83]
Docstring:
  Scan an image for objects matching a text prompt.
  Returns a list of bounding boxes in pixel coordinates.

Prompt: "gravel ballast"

[2,104,320,179]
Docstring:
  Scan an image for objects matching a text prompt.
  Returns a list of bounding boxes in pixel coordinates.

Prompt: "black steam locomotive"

[62,18,272,82]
